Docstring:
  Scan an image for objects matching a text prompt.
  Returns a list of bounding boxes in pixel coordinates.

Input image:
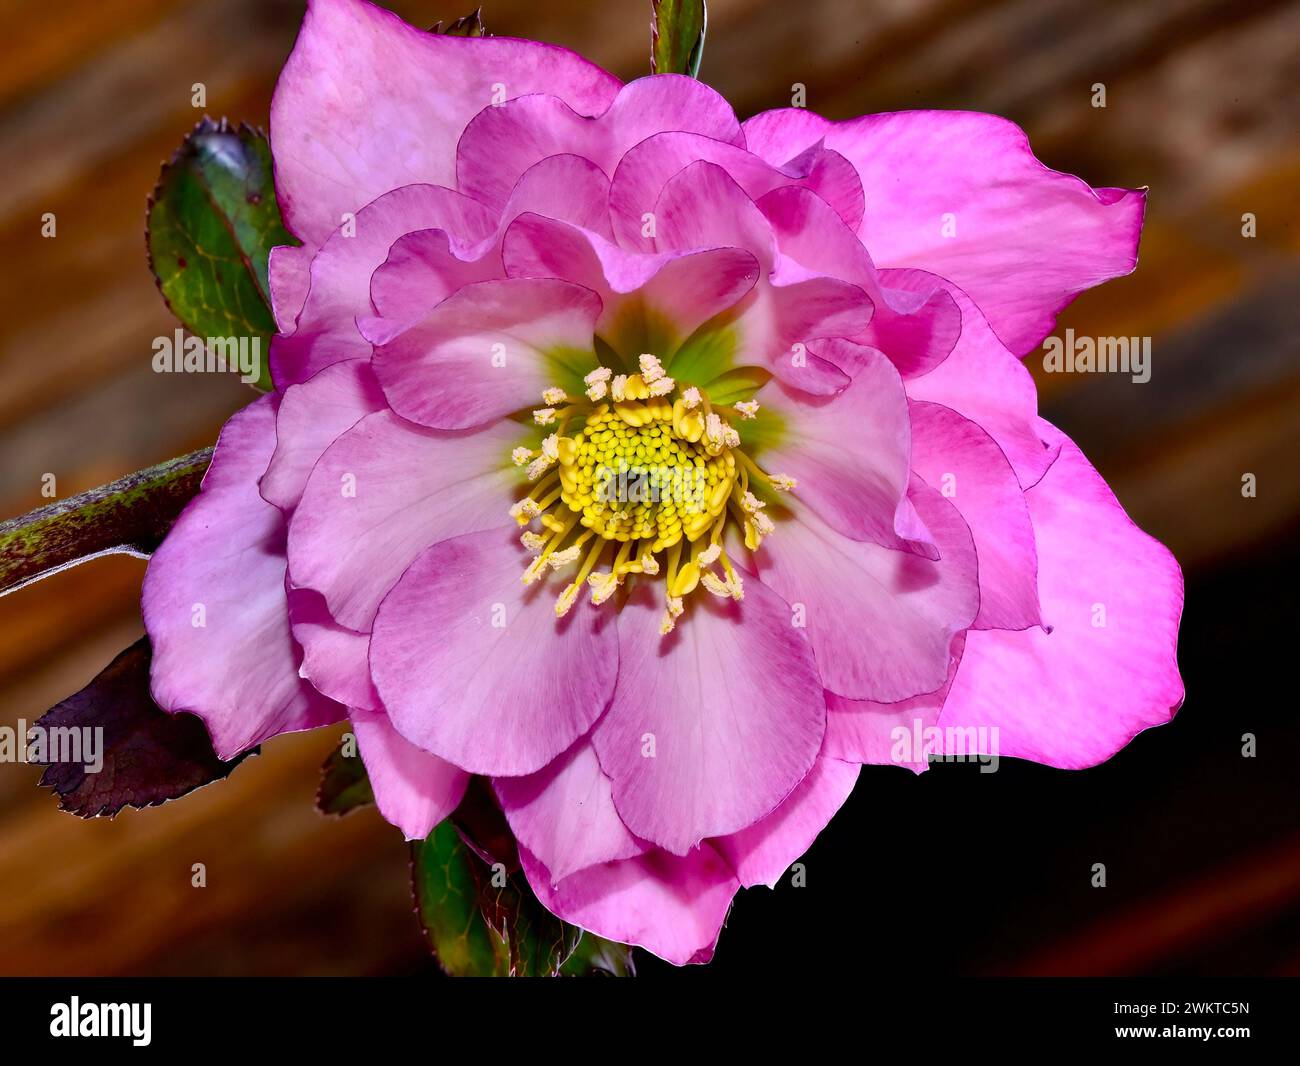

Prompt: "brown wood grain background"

[0,0,1296,976]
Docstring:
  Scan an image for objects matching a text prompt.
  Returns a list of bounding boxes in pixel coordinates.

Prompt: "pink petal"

[904,274,1057,489]
[502,213,759,356]
[937,426,1184,767]
[651,162,872,391]
[268,244,312,333]
[743,108,1145,354]
[456,75,743,212]
[286,588,379,712]
[286,410,518,631]
[352,709,469,841]
[494,739,645,884]
[592,582,825,855]
[908,400,1042,631]
[370,526,619,776]
[824,634,966,771]
[270,183,497,389]
[752,345,930,554]
[371,278,601,431]
[520,843,738,967]
[270,0,619,247]
[713,754,859,888]
[756,185,960,378]
[752,478,979,703]
[142,396,342,759]
[260,359,385,512]
[610,131,863,250]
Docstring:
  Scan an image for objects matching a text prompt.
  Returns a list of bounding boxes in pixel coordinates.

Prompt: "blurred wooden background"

[0,0,1297,976]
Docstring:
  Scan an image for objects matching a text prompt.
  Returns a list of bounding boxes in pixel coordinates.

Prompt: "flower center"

[507,355,793,633]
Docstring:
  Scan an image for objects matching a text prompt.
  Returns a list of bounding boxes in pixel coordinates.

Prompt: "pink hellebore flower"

[142,0,1184,965]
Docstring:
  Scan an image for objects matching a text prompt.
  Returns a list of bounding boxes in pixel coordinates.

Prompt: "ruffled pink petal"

[370,278,601,431]
[502,213,759,355]
[743,108,1145,354]
[270,183,497,389]
[757,185,960,378]
[370,527,618,776]
[270,0,620,247]
[903,274,1056,489]
[352,709,469,841]
[824,634,965,772]
[456,75,743,212]
[286,588,379,712]
[369,156,618,330]
[494,739,645,884]
[908,400,1042,631]
[713,753,859,888]
[651,163,872,391]
[752,478,979,703]
[592,582,825,856]
[286,410,518,631]
[938,426,1184,767]
[142,396,342,759]
[260,359,385,512]
[610,131,863,249]
[752,345,930,554]
[520,843,738,967]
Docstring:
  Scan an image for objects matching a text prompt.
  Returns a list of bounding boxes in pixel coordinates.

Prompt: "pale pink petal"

[743,108,1145,354]
[494,739,645,884]
[908,400,1042,631]
[592,582,825,855]
[713,754,859,888]
[286,410,518,631]
[370,527,618,776]
[352,709,469,841]
[270,0,619,247]
[752,479,979,703]
[370,278,601,430]
[520,843,738,966]
[142,396,342,759]
[260,359,385,512]
[937,426,1184,767]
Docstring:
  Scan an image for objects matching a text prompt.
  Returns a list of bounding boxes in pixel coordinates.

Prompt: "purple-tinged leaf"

[35,638,254,818]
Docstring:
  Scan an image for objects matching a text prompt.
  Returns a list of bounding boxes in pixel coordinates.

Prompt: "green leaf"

[430,7,486,36]
[652,0,707,77]
[0,448,211,598]
[411,819,511,977]
[36,637,256,817]
[147,118,296,392]
[561,933,637,977]
[316,737,374,817]
[411,783,628,976]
